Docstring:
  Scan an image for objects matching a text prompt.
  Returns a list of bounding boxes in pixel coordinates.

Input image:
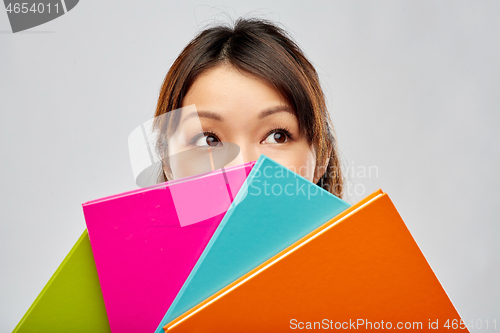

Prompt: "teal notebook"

[156,155,350,331]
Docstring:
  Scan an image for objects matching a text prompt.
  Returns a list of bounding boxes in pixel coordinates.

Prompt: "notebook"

[13,230,110,333]
[164,190,468,332]
[158,155,351,331]
[82,162,254,333]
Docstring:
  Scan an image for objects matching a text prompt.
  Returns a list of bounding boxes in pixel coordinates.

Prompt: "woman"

[154,17,344,199]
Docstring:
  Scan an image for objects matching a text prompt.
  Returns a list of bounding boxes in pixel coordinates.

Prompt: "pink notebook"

[82,162,254,333]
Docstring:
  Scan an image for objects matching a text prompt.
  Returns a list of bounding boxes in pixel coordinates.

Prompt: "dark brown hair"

[154,17,344,198]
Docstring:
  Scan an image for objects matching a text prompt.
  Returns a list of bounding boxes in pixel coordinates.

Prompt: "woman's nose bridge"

[225,139,260,165]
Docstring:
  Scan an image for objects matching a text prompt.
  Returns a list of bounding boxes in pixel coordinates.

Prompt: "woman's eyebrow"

[182,111,224,123]
[197,110,224,121]
[258,105,294,119]
[182,106,292,123]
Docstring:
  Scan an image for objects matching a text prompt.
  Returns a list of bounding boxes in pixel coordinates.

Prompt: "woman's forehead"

[182,65,293,117]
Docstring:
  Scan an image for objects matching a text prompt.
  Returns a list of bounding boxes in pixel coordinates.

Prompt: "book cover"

[82,161,254,333]
[164,190,468,332]
[158,155,350,331]
[13,230,110,333]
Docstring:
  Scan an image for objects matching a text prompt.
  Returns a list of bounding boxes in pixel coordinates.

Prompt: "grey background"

[1,0,499,331]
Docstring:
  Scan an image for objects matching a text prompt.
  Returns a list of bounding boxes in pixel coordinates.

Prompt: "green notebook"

[13,230,110,333]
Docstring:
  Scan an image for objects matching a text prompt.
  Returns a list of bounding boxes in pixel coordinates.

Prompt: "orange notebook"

[164,190,468,332]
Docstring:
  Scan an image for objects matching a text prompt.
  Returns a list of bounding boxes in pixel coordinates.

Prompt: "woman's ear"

[313,153,330,185]
[162,161,174,182]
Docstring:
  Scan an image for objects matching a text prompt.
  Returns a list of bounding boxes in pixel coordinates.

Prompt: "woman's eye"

[262,131,288,144]
[195,134,221,147]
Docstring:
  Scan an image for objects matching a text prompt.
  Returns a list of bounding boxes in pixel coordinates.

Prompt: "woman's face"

[177,64,317,183]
